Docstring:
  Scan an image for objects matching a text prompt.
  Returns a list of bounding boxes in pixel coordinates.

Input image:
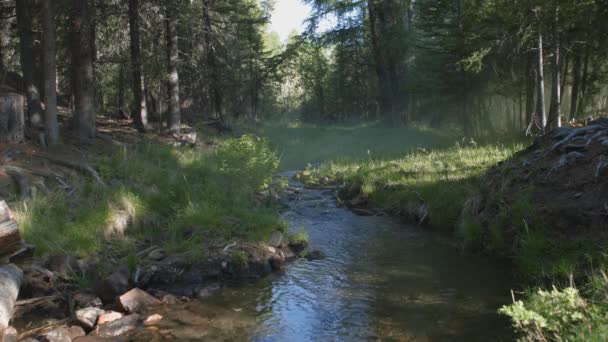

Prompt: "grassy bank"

[14,135,283,261]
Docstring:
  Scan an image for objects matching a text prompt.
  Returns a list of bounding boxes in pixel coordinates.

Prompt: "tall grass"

[15,135,283,259]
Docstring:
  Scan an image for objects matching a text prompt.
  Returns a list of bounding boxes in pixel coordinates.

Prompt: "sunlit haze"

[270,0,311,42]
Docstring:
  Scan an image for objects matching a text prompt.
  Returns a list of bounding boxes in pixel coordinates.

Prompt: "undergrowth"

[15,135,283,259]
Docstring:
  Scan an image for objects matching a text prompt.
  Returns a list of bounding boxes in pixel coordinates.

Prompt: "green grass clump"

[15,135,282,259]
[289,227,309,245]
[320,141,526,228]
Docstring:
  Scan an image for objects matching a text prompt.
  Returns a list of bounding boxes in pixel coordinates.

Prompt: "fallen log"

[0,264,23,338]
[0,201,25,262]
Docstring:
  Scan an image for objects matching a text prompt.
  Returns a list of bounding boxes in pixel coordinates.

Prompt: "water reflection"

[135,180,514,341]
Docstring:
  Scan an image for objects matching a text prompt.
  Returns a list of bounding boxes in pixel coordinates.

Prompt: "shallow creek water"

[134,174,514,341]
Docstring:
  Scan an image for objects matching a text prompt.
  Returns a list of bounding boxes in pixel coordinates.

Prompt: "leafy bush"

[215,134,279,190]
[500,286,608,341]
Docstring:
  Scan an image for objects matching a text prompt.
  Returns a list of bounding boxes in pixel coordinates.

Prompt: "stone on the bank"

[41,326,85,342]
[74,337,126,342]
[92,315,140,338]
[96,269,129,302]
[266,246,276,254]
[73,293,103,309]
[268,231,283,247]
[143,314,163,326]
[3,326,18,342]
[117,288,160,313]
[75,307,104,328]
[97,311,123,325]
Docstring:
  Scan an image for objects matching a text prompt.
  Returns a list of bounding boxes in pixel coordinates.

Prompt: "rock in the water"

[73,293,102,309]
[269,255,285,271]
[117,288,160,313]
[268,231,283,247]
[92,314,140,338]
[75,307,104,328]
[74,337,126,342]
[305,250,326,261]
[95,269,129,303]
[143,314,163,326]
[97,311,123,325]
[41,326,85,342]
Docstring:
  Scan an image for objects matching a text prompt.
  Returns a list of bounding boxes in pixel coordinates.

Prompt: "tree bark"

[367,0,390,121]
[570,51,581,121]
[0,93,25,143]
[15,0,43,129]
[525,51,536,132]
[547,26,561,129]
[166,5,180,134]
[71,0,96,141]
[535,32,546,133]
[41,0,59,145]
[129,0,148,131]
[0,264,22,338]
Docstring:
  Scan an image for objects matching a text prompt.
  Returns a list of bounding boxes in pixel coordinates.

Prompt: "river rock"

[74,337,127,342]
[75,307,104,328]
[351,207,374,216]
[268,231,283,247]
[41,326,85,342]
[92,314,140,338]
[143,314,163,326]
[3,326,18,342]
[117,288,160,313]
[97,311,123,325]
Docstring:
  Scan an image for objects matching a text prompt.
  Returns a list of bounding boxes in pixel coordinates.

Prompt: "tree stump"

[0,92,25,143]
[0,201,25,262]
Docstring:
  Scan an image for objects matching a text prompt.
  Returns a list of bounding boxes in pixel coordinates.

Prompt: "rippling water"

[135,175,514,341]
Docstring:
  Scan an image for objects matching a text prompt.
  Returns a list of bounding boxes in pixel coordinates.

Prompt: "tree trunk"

[0,93,25,143]
[166,5,180,134]
[129,0,148,131]
[41,0,59,145]
[535,32,546,133]
[570,51,581,121]
[547,27,561,129]
[525,51,536,133]
[15,0,43,129]
[71,0,96,141]
[578,46,590,118]
[367,0,390,120]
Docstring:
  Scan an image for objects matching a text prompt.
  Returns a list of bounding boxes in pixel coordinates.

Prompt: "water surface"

[136,176,514,341]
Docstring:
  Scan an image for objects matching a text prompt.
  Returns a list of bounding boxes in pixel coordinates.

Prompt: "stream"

[134,172,514,341]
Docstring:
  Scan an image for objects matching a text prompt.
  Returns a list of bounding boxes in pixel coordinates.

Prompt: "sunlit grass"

[15,136,283,259]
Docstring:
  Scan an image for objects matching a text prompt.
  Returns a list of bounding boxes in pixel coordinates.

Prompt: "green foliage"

[500,286,608,341]
[289,227,309,245]
[16,137,282,258]
[215,135,279,189]
[231,250,249,269]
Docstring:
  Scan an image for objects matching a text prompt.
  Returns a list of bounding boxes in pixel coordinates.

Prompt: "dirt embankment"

[473,118,608,250]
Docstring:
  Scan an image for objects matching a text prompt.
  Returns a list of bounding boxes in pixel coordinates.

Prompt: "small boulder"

[92,315,140,338]
[75,307,104,328]
[266,246,276,254]
[268,231,283,247]
[97,311,123,325]
[143,314,163,326]
[74,337,126,342]
[41,326,85,342]
[117,288,160,313]
[269,255,285,271]
[4,326,18,342]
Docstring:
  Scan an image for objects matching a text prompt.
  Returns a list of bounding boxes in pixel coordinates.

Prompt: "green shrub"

[500,286,608,341]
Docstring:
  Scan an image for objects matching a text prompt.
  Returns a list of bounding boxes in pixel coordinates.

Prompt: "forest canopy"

[0,0,607,143]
